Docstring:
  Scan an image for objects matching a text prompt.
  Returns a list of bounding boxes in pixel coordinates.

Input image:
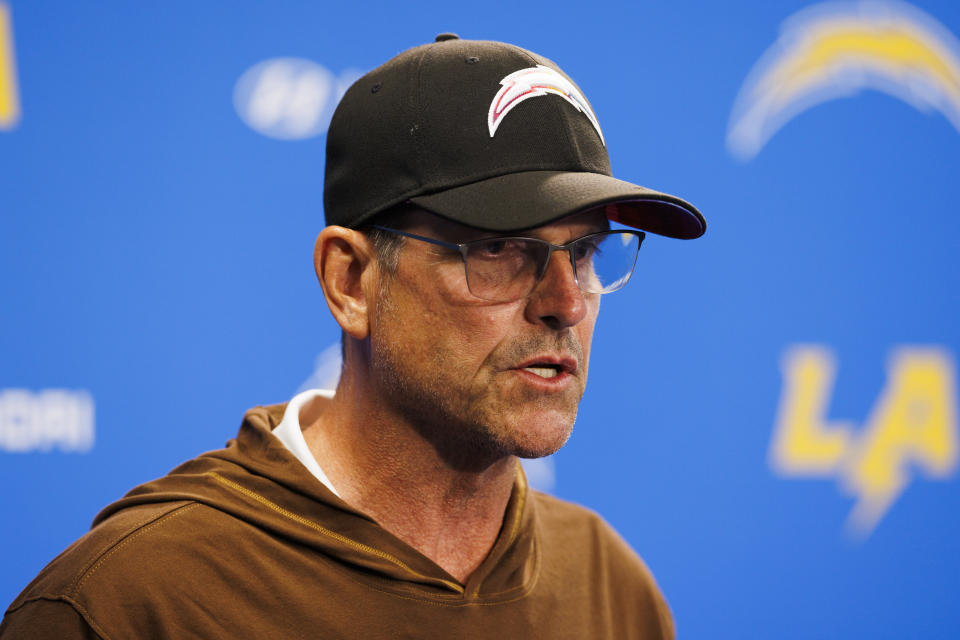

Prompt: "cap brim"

[408,170,705,239]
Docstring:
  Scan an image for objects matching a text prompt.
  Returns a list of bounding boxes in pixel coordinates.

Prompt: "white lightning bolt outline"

[487,64,605,145]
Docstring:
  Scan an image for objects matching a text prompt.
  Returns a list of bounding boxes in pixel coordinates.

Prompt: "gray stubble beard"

[369,286,584,471]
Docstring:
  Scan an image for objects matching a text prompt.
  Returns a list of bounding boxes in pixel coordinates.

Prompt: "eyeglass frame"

[367,224,645,302]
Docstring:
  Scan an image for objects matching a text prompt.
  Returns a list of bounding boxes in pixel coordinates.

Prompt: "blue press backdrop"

[2,1,958,638]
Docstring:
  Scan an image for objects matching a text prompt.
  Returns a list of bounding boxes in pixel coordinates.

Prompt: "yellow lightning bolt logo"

[770,346,958,538]
[0,1,20,130]
[728,1,960,160]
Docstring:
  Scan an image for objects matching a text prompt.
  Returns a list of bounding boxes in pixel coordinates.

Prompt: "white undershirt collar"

[271,388,341,498]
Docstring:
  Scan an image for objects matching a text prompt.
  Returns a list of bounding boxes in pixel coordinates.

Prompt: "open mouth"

[523,364,563,379]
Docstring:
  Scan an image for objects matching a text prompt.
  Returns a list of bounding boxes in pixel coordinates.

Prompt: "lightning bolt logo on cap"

[488,64,605,145]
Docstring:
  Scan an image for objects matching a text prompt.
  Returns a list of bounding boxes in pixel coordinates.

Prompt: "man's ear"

[314,226,377,340]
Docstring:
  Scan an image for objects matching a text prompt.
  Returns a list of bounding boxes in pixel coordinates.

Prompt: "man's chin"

[497,410,576,459]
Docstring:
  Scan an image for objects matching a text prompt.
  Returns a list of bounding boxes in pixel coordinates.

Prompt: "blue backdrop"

[2,1,958,638]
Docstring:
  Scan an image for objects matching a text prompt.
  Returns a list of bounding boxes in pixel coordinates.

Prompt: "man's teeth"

[525,366,559,379]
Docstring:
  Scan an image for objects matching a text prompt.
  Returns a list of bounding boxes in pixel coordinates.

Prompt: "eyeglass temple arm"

[368,225,466,252]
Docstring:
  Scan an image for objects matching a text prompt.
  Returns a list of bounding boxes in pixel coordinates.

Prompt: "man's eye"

[479,239,506,255]
[474,239,521,258]
[572,240,599,262]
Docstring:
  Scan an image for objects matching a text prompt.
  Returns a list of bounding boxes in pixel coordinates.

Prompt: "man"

[1,34,704,638]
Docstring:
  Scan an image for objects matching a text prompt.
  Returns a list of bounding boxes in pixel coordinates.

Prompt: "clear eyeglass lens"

[575,231,640,294]
[463,231,639,302]
[463,238,546,302]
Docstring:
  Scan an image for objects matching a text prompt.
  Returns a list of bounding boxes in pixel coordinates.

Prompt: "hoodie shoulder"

[529,490,675,639]
[530,489,662,579]
[0,597,104,639]
[4,500,200,635]
[10,500,200,600]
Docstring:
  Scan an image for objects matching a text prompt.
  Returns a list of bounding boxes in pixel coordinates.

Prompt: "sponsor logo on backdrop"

[727,1,960,160]
[519,457,556,493]
[769,346,957,538]
[0,1,20,130]
[0,389,95,453]
[234,58,363,140]
[296,343,557,492]
[296,342,343,394]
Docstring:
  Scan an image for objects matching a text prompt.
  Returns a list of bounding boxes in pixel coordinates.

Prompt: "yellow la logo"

[0,1,20,130]
[769,346,958,538]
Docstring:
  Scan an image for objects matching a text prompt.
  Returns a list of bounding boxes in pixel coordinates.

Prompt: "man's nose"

[524,250,588,329]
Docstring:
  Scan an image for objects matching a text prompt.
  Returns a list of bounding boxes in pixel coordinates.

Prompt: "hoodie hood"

[93,403,539,600]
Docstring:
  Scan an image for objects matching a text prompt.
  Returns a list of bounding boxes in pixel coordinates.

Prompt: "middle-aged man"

[1,34,705,639]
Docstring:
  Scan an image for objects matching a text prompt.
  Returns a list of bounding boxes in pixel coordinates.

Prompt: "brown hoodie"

[1,403,674,639]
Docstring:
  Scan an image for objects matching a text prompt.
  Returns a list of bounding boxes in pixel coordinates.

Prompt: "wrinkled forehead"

[378,204,611,243]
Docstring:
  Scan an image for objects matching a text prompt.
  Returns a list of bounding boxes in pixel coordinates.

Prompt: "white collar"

[272,388,340,497]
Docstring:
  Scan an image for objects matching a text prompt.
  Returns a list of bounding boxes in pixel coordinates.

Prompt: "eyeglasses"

[369,225,645,303]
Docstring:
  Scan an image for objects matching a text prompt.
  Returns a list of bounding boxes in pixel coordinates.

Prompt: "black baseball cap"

[324,34,706,238]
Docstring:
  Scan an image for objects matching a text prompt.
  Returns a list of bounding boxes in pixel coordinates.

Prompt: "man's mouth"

[523,365,562,379]
[515,356,577,381]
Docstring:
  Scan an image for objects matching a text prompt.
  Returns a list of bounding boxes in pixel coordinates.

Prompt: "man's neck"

[299,384,517,584]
